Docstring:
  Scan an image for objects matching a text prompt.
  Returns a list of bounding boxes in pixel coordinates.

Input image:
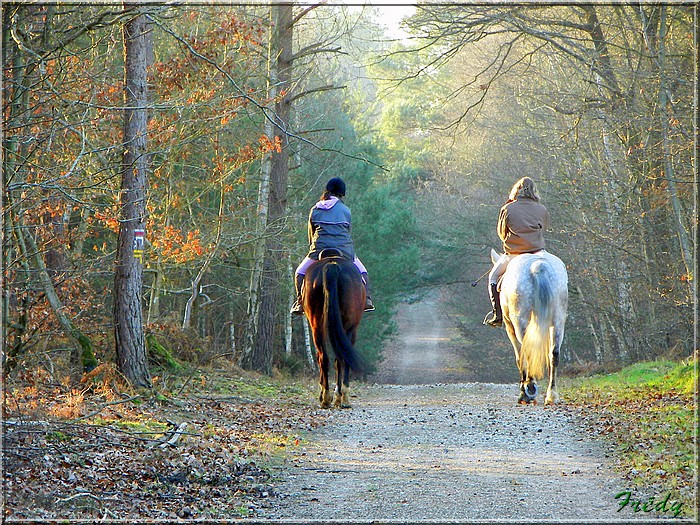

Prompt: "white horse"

[491,248,568,405]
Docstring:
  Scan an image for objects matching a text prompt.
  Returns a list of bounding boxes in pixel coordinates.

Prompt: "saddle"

[318,249,364,284]
[318,248,345,260]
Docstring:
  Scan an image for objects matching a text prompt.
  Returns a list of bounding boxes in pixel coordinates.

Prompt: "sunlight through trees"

[2,3,695,384]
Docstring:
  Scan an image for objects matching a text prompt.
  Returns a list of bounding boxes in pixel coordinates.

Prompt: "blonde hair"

[509,177,540,202]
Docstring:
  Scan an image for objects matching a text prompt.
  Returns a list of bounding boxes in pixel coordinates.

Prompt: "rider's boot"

[483,282,502,327]
[361,272,375,312]
[290,273,305,315]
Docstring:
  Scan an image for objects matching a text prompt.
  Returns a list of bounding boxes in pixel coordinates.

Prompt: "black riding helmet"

[325,177,346,197]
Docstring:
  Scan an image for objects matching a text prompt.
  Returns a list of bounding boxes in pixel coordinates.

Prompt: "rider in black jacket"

[291,177,375,314]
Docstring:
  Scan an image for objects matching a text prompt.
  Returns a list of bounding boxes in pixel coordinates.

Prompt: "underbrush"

[561,358,697,518]
[3,361,327,520]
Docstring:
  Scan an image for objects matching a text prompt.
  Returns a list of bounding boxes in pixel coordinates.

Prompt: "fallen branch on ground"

[159,422,188,448]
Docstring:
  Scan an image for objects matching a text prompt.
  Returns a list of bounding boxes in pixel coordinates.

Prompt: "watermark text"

[615,490,683,517]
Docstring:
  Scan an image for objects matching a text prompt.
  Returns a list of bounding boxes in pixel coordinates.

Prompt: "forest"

[2,2,696,388]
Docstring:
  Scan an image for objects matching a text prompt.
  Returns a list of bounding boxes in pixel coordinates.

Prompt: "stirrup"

[364,298,375,312]
[483,311,502,327]
[290,300,304,315]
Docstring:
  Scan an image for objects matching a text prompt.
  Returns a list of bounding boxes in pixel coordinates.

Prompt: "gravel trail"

[370,292,467,385]
[268,383,641,521]
[266,294,647,521]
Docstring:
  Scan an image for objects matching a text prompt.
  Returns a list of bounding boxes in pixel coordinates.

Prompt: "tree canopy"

[2,3,695,384]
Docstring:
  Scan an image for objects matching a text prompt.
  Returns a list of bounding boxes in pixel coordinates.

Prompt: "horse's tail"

[322,262,363,372]
[521,261,553,381]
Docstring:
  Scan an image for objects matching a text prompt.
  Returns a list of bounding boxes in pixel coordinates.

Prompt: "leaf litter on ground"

[3,363,330,520]
[560,358,697,517]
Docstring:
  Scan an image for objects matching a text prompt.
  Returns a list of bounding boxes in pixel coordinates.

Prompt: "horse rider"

[483,176,550,327]
[291,177,375,315]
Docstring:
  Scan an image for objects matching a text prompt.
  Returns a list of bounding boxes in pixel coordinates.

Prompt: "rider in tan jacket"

[484,177,550,327]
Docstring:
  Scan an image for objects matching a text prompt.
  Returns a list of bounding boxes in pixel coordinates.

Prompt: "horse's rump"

[305,258,364,369]
[492,248,567,405]
[520,259,556,380]
[304,257,365,408]
[501,253,567,380]
[320,261,363,371]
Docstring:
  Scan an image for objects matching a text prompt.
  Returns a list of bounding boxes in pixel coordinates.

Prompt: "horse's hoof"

[524,383,538,398]
[517,396,538,406]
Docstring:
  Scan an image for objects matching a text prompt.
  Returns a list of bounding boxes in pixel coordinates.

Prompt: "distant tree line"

[390,3,695,364]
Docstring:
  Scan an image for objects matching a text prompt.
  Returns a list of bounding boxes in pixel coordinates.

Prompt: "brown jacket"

[498,197,550,255]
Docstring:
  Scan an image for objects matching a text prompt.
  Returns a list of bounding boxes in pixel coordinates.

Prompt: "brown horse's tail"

[322,262,364,372]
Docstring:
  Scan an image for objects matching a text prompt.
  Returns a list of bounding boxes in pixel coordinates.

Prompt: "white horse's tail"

[521,261,553,381]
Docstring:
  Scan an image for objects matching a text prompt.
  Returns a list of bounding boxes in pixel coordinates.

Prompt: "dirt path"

[264,295,649,521]
[267,383,637,521]
[371,290,471,385]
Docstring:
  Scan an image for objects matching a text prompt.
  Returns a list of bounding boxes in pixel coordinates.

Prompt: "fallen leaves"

[3,367,328,520]
[561,364,695,517]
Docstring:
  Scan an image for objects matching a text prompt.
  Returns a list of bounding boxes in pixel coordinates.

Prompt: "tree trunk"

[2,8,22,367]
[240,6,276,369]
[24,222,97,379]
[257,2,293,371]
[303,317,316,371]
[656,5,693,283]
[285,264,294,356]
[146,259,163,325]
[4,204,32,375]
[229,314,236,362]
[240,3,293,373]
[114,7,151,389]
[240,96,272,367]
[599,120,635,360]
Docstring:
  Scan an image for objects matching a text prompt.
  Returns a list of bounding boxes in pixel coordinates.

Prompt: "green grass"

[203,374,313,402]
[563,358,697,517]
[571,359,695,395]
[92,416,171,436]
[46,430,72,442]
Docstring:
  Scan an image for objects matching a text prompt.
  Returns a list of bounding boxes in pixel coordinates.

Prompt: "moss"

[46,430,72,442]
[92,416,170,436]
[146,333,183,371]
[70,321,97,373]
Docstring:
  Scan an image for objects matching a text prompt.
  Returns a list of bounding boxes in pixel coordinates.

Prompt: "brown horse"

[303,252,365,408]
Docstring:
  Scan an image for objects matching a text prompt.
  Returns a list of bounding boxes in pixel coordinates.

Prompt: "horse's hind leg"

[341,326,360,408]
[333,360,351,408]
[505,318,536,404]
[545,325,562,405]
[314,333,332,409]
[333,359,341,407]
[333,324,359,408]
[318,353,332,408]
